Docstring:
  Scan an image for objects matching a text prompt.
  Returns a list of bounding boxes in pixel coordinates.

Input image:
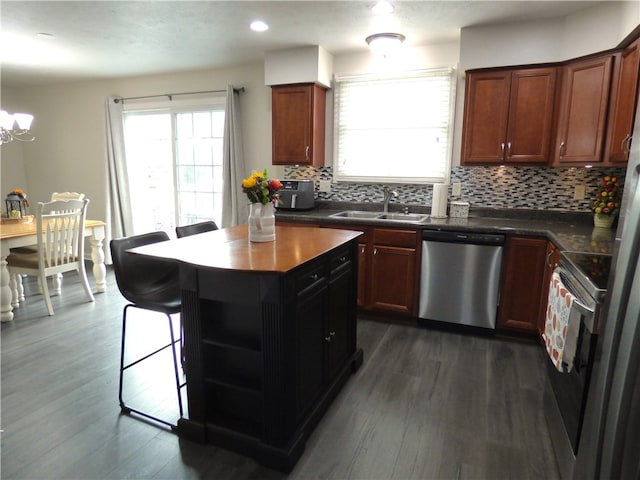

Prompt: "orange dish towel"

[542,272,581,373]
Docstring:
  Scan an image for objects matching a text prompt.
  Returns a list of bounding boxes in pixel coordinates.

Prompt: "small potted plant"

[592,175,620,228]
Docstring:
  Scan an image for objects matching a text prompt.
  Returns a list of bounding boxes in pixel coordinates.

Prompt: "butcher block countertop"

[128,224,362,272]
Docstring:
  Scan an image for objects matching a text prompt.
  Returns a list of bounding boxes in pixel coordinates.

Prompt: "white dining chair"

[11,192,87,295]
[7,199,94,315]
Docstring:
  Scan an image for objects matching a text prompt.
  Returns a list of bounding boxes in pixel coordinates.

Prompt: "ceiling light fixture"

[0,110,35,145]
[372,0,394,14]
[366,33,406,56]
[250,20,269,32]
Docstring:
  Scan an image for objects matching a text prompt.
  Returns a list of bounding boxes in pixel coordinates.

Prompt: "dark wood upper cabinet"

[461,67,557,165]
[461,70,511,165]
[603,38,640,165]
[271,83,326,166]
[552,54,614,166]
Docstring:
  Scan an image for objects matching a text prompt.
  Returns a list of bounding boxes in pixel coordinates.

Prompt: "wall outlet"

[574,184,586,200]
[452,182,462,196]
[319,179,332,193]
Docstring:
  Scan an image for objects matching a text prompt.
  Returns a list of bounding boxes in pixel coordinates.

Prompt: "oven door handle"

[556,267,596,331]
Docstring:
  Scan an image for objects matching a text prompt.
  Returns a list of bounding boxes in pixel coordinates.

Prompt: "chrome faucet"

[382,186,399,213]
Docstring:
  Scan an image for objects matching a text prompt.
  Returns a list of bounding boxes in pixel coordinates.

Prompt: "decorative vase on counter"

[248,202,276,242]
[593,213,615,229]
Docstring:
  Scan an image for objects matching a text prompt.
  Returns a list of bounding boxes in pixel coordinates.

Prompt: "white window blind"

[334,68,455,184]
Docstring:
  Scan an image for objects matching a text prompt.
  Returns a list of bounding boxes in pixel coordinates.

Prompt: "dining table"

[0,218,107,322]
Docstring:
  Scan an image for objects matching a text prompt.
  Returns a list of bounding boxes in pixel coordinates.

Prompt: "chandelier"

[0,110,35,145]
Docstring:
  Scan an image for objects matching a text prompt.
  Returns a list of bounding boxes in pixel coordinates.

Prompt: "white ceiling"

[1,0,604,88]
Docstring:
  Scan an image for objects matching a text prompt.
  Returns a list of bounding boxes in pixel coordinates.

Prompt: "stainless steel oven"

[543,252,610,480]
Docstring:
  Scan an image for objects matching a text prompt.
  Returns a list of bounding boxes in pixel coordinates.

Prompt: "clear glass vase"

[248,202,276,242]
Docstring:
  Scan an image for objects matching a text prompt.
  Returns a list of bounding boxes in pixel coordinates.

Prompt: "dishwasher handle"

[422,230,505,246]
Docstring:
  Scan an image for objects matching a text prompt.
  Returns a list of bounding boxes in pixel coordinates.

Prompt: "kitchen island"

[129,225,363,472]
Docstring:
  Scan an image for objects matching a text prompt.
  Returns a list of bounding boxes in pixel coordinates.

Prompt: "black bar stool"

[110,231,184,430]
[175,220,218,238]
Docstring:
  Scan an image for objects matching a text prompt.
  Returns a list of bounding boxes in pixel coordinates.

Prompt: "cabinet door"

[506,68,557,164]
[553,55,614,165]
[357,242,367,307]
[295,279,327,419]
[461,70,511,164]
[327,266,352,378]
[604,40,640,165]
[538,241,561,337]
[369,245,416,315]
[497,236,548,333]
[271,84,326,166]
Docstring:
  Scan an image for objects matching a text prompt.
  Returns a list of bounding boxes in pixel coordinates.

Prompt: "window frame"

[121,94,226,234]
[332,67,456,185]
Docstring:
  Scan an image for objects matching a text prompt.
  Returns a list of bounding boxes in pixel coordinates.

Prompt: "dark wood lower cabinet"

[322,224,420,317]
[538,240,561,337]
[497,235,548,334]
[177,240,362,473]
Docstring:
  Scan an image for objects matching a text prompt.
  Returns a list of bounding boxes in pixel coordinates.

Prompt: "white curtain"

[104,96,133,262]
[221,86,247,227]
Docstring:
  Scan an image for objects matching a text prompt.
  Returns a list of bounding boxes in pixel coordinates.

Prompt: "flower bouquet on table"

[241,169,282,205]
[241,169,282,242]
[592,175,620,228]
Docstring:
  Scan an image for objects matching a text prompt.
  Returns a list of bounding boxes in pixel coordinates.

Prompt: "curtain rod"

[114,87,245,104]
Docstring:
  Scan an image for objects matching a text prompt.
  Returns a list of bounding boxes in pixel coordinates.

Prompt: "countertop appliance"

[543,251,610,480]
[572,95,640,479]
[418,230,504,330]
[276,180,315,210]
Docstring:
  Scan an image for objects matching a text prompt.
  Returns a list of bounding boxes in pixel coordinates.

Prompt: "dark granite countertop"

[275,201,616,255]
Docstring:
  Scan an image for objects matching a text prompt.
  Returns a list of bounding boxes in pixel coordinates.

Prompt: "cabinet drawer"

[330,246,352,275]
[295,262,327,295]
[372,228,417,248]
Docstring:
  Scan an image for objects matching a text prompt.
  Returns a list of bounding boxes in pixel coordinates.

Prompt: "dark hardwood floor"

[1,267,560,479]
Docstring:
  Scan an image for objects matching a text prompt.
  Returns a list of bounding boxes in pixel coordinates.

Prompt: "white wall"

[0,87,29,201]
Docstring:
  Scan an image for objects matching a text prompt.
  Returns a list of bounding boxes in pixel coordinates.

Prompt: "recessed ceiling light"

[250,20,269,32]
[372,0,394,14]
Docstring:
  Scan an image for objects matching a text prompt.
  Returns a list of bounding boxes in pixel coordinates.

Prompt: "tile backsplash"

[284,165,626,212]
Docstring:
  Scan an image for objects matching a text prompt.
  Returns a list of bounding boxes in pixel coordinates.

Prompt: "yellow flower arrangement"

[241,169,282,205]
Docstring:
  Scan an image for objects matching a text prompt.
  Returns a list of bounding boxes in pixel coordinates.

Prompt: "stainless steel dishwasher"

[418,230,505,330]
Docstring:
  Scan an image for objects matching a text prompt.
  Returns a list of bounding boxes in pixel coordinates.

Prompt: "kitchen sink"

[378,213,430,222]
[330,210,384,219]
[330,210,430,223]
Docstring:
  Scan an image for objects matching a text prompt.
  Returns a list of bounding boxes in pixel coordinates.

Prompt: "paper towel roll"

[431,184,449,218]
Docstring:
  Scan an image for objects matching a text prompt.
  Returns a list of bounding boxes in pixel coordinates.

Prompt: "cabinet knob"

[622,134,632,154]
[500,142,505,161]
[305,145,310,161]
[310,273,319,281]
[506,141,512,158]
[339,256,347,263]
[324,335,332,342]
[559,141,566,159]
